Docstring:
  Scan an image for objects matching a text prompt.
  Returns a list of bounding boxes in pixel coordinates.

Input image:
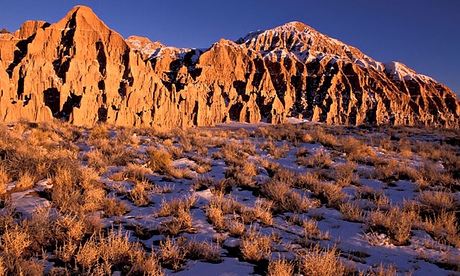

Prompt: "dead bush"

[240,228,272,262]
[298,245,345,276]
[367,207,417,245]
[267,258,294,276]
[158,237,186,271]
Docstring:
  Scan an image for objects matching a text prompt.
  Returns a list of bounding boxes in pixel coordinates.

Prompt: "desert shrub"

[129,180,151,206]
[158,237,186,271]
[310,127,339,148]
[341,136,377,164]
[240,228,272,262]
[0,166,9,196]
[148,148,173,174]
[422,211,460,248]
[160,208,193,236]
[333,161,357,187]
[227,216,246,236]
[0,226,31,273]
[267,258,294,276]
[85,149,108,173]
[123,163,152,181]
[367,207,417,245]
[206,203,225,230]
[262,140,290,159]
[373,160,419,183]
[298,245,345,276]
[184,239,221,263]
[157,194,196,217]
[339,201,363,222]
[297,149,332,169]
[261,180,310,213]
[303,219,329,240]
[418,190,456,212]
[103,198,129,217]
[14,172,35,191]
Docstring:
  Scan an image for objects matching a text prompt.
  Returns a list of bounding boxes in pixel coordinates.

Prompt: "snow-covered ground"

[3,122,459,275]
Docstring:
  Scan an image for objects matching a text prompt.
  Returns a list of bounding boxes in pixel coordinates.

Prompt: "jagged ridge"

[0,6,458,128]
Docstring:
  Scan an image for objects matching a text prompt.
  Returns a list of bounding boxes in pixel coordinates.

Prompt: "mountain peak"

[276,21,313,32]
[68,5,97,17]
[56,5,109,32]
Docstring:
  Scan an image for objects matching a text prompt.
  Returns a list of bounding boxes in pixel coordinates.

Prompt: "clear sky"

[1,0,459,95]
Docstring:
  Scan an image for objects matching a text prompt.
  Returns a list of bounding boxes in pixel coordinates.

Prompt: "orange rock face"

[0,6,458,128]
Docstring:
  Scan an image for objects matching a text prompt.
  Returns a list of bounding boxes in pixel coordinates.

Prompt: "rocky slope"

[0,6,458,128]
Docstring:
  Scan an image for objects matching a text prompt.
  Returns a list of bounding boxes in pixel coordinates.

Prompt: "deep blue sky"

[2,0,459,95]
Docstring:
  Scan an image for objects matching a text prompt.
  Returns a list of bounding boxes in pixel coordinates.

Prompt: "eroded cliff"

[0,6,458,128]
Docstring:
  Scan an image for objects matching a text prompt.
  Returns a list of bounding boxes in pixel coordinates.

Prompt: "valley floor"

[0,120,459,275]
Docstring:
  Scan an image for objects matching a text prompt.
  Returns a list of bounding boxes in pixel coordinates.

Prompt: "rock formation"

[0,6,458,128]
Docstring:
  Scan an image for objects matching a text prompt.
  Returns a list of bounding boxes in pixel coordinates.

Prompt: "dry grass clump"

[418,190,456,212]
[225,161,258,188]
[158,237,186,271]
[311,182,346,208]
[262,140,290,159]
[373,159,419,183]
[422,211,460,248]
[339,201,364,222]
[0,226,31,274]
[227,216,246,236]
[363,263,397,276]
[366,207,417,245]
[310,127,340,148]
[13,172,35,191]
[298,245,345,276]
[85,149,108,173]
[416,161,456,189]
[267,258,294,276]
[206,203,225,230]
[103,197,129,217]
[297,149,333,169]
[129,180,151,206]
[148,148,174,174]
[356,187,390,209]
[73,228,163,275]
[341,136,377,164]
[240,228,272,262]
[332,161,357,187]
[157,194,196,217]
[0,166,9,196]
[160,207,193,236]
[261,180,310,213]
[184,239,221,263]
[303,219,329,240]
[123,163,152,181]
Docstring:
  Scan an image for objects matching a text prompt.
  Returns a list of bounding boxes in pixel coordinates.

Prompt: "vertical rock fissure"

[53,12,77,82]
